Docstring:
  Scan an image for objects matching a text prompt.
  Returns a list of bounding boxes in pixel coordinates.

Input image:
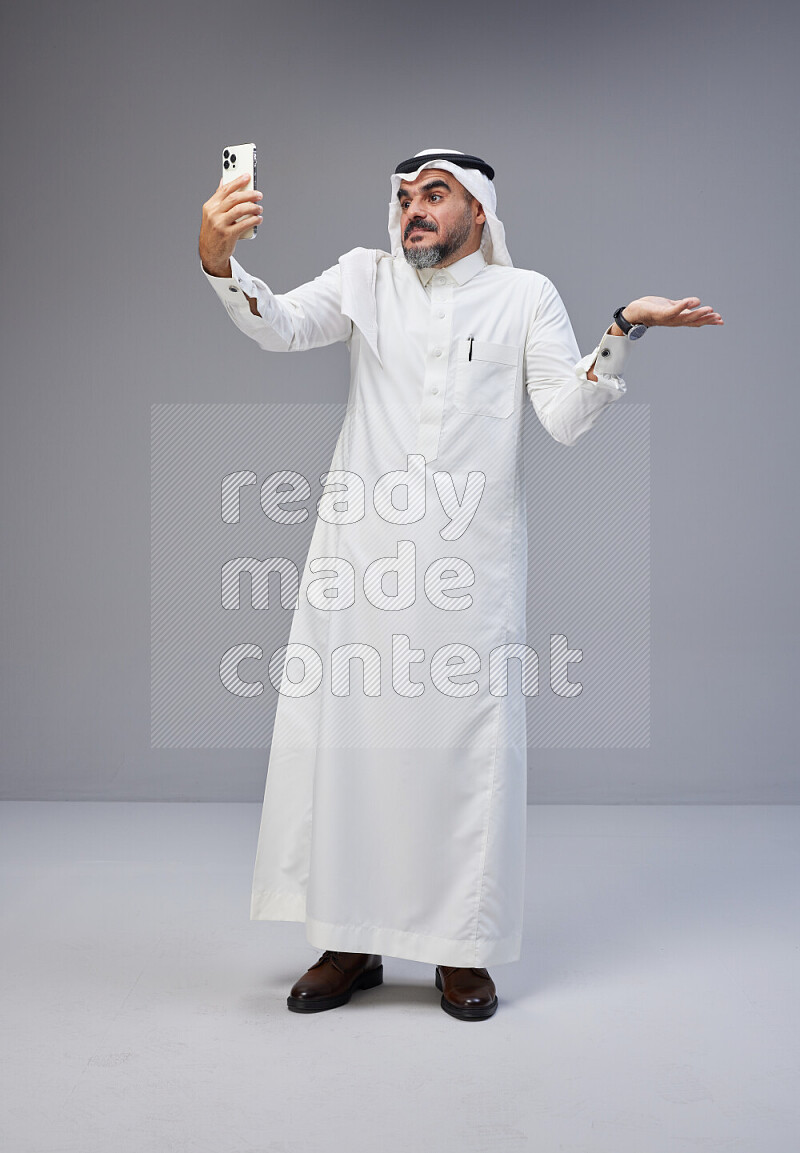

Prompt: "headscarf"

[387,148,513,267]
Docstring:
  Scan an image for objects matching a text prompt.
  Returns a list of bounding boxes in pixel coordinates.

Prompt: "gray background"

[1,0,796,801]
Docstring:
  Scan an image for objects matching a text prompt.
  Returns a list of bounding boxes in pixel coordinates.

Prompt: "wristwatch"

[613,306,648,340]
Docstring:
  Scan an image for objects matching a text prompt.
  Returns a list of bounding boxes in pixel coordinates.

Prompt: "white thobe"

[203,245,633,966]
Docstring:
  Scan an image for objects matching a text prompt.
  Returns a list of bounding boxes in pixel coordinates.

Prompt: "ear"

[474,201,486,225]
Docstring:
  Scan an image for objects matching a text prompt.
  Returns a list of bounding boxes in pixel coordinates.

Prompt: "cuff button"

[601,348,611,357]
[228,285,239,293]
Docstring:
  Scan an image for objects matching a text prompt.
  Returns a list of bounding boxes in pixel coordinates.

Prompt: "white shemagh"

[339,148,511,365]
[387,147,512,267]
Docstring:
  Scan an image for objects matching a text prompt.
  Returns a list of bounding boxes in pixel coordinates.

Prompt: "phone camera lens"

[223,160,229,169]
[230,153,236,164]
[223,149,229,159]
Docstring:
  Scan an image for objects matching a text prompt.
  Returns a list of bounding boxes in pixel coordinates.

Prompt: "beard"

[402,203,474,269]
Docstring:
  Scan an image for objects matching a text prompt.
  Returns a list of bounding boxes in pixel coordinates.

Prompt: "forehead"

[397,167,466,196]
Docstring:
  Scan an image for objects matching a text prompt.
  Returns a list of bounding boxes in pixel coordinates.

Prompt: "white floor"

[0,802,798,1153]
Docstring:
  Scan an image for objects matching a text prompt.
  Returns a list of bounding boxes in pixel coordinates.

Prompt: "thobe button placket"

[415,276,453,462]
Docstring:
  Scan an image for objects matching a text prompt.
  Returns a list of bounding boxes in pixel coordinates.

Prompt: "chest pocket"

[453,338,520,419]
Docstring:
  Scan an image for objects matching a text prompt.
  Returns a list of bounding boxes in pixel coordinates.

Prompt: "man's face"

[397,168,486,269]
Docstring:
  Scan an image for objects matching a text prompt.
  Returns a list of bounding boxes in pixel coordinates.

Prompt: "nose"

[405,206,432,232]
[404,194,430,221]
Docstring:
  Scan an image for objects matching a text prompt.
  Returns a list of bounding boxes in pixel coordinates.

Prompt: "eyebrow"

[396,178,452,202]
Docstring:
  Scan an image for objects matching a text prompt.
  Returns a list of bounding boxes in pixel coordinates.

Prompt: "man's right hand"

[198,173,263,278]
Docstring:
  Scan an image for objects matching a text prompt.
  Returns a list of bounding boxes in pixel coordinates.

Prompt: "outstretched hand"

[625,297,724,328]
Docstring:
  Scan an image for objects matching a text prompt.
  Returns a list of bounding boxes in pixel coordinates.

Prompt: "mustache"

[404,219,437,240]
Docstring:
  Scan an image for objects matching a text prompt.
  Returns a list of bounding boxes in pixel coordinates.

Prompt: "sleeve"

[524,276,632,447]
[201,253,353,353]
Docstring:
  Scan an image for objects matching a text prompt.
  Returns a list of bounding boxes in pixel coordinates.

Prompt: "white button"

[435,275,446,284]
[432,387,439,395]
[437,310,446,319]
[433,348,442,357]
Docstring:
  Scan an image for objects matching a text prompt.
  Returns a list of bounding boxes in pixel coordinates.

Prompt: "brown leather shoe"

[287,950,383,1013]
[435,965,498,1020]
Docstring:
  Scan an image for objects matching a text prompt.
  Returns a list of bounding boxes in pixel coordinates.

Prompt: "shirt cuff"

[594,329,632,375]
[576,328,632,394]
[200,257,255,314]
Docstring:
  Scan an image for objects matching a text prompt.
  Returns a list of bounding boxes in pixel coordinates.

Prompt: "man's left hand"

[622,297,724,329]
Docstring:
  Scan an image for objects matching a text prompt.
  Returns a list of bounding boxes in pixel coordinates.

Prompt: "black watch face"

[629,324,647,340]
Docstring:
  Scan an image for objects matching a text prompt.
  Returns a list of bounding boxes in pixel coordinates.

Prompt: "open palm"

[629,296,723,328]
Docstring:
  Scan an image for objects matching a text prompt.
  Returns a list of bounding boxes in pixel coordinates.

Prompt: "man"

[198,148,722,1021]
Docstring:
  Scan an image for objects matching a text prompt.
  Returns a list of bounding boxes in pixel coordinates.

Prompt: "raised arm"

[198,172,352,352]
[525,280,724,446]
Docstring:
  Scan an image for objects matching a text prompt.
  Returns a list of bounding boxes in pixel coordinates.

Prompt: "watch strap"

[613,305,633,335]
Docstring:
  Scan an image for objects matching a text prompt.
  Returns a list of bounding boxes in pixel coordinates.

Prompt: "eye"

[430,193,442,202]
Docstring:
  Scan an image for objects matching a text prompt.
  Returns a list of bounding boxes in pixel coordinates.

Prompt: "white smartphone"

[221,142,258,239]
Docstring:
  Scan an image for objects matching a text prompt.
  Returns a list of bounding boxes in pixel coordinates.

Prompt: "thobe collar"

[414,247,486,288]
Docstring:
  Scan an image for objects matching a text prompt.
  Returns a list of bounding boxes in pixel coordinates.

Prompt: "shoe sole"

[435,966,498,1020]
[286,963,384,1013]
